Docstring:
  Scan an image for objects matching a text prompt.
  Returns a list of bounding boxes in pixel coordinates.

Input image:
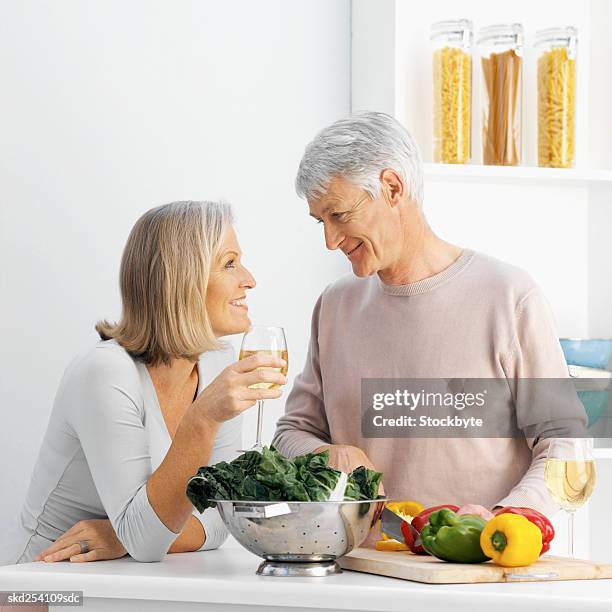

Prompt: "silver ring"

[79,539,89,554]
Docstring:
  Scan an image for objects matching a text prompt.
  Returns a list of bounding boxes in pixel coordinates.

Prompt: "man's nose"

[324,222,343,251]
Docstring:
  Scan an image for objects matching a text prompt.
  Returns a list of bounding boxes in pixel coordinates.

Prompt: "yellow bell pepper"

[377,524,410,550]
[480,513,542,567]
[375,500,424,552]
[386,500,424,520]
[375,539,409,551]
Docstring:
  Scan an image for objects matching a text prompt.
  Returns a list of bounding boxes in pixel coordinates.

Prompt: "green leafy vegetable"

[186,446,383,512]
[345,466,384,501]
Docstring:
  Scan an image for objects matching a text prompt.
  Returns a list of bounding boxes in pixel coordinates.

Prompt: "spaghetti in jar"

[477,23,523,166]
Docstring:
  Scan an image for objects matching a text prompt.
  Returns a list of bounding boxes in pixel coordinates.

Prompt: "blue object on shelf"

[577,391,608,428]
[560,338,612,370]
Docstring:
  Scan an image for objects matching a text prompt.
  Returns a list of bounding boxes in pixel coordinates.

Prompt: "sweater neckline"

[377,249,475,296]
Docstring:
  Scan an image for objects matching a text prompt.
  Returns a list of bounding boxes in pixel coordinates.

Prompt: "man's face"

[308,176,401,277]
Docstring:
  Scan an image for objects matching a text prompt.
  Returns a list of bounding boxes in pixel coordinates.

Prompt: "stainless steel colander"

[214,499,383,576]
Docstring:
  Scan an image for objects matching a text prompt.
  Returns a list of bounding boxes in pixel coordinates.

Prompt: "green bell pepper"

[420,508,489,563]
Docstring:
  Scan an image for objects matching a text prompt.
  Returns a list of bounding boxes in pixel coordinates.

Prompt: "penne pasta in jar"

[536,27,578,168]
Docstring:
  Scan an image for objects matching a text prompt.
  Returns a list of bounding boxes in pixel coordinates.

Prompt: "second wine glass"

[239,325,288,453]
[544,438,596,558]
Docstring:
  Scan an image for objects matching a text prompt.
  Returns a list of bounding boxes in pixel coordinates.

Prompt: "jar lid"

[477,23,523,47]
[535,26,578,50]
[430,19,473,45]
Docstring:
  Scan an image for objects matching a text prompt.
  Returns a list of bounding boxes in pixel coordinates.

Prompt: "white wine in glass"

[238,349,289,390]
[544,438,596,558]
[239,326,288,452]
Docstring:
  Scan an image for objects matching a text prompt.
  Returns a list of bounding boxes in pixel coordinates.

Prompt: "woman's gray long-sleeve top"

[1,339,241,564]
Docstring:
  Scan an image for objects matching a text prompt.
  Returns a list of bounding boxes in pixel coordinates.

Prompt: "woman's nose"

[240,266,256,290]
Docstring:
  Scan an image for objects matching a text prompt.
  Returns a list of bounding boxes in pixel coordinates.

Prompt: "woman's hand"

[191,352,287,425]
[35,519,127,563]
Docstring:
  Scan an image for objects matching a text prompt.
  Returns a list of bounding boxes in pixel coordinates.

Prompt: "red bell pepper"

[493,506,555,555]
[401,504,460,555]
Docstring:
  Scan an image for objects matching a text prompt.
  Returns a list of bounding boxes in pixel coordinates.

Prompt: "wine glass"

[544,438,596,558]
[238,326,288,453]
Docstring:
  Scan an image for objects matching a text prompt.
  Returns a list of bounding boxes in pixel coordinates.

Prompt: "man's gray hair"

[295,111,424,206]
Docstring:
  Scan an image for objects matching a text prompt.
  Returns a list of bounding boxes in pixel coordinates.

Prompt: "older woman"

[1,201,286,565]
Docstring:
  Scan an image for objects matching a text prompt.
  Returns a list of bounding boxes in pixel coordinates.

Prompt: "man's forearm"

[492,437,559,516]
[272,427,329,458]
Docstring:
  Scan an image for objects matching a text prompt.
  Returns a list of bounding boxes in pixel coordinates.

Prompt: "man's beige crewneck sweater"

[273,249,587,517]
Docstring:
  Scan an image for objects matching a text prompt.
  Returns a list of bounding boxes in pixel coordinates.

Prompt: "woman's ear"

[379,169,405,207]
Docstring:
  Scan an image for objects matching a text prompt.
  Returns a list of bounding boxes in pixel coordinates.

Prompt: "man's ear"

[379,169,404,207]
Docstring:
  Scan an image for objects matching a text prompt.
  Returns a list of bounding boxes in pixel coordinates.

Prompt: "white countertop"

[1,539,612,612]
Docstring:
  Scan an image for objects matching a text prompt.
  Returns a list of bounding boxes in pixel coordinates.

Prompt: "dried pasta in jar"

[431,20,472,164]
[433,47,471,164]
[536,28,577,168]
[478,24,523,166]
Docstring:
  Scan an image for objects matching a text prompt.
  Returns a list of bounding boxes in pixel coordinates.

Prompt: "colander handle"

[233,502,293,519]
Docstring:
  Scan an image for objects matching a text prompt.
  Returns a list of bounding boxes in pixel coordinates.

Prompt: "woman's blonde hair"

[96,200,233,366]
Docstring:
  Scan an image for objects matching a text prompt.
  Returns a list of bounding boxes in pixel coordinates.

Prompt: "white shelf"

[424,163,612,186]
[352,0,612,172]
[594,448,612,459]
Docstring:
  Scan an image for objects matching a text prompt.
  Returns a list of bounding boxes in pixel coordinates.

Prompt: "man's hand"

[314,444,385,548]
[35,519,127,563]
[315,444,376,473]
[456,504,494,521]
[314,444,385,495]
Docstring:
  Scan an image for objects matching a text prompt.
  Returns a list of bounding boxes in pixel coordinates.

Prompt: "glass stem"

[568,510,575,558]
[255,400,264,448]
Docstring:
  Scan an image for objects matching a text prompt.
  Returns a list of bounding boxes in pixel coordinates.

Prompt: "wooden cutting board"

[339,547,612,584]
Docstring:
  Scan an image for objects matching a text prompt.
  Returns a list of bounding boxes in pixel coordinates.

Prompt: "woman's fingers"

[234,353,286,373]
[35,519,126,564]
[242,385,283,401]
[37,527,83,559]
[193,353,288,424]
[42,543,82,563]
[69,550,99,563]
[241,368,286,389]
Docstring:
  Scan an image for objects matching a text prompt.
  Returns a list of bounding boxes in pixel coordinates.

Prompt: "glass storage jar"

[477,23,523,166]
[431,19,473,164]
[535,26,578,168]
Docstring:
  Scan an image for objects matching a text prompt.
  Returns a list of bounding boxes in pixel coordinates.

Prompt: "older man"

[273,112,586,520]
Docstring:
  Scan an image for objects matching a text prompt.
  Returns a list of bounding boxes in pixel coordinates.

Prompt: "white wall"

[0,0,350,529]
[423,180,590,338]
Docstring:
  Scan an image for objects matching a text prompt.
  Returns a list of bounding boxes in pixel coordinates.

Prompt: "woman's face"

[206,226,256,337]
